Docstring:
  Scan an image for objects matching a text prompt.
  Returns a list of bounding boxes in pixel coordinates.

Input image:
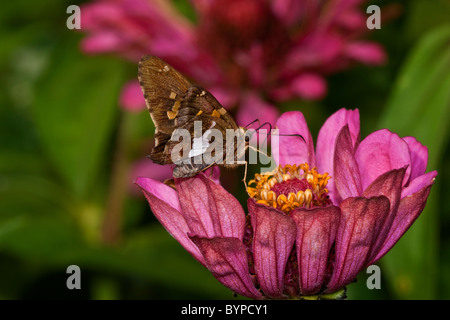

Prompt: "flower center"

[208,0,272,44]
[247,164,332,213]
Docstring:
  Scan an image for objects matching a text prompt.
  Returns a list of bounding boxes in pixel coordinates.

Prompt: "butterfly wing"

[138,55,190,164]
[169,114,219,178]
[138,55,244,177]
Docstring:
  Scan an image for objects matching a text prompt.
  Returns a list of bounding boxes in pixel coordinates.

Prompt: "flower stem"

[101,112,131,245]
[300,288,347,300]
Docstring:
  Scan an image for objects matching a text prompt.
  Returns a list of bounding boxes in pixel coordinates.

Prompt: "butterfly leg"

[242,160,249,192]
[208,167,214,179]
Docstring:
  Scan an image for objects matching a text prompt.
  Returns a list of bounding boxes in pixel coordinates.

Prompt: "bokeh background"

[1,0,449,299]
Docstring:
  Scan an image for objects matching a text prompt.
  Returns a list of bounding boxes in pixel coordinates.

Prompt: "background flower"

[81,0,387,126]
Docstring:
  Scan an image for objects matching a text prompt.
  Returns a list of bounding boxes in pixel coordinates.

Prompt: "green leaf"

[378,25,450,299]
[0,217,24,241]
[0,218,232,299]
[33,36,125,197]
[404,0,450,42]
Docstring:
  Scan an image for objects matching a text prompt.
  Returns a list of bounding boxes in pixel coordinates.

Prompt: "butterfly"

[138,55,251,179]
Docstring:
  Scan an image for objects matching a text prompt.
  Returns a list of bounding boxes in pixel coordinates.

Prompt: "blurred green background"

[1,0,449,299]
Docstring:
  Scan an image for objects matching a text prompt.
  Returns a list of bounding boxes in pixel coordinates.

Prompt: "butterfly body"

[138,55,248,178]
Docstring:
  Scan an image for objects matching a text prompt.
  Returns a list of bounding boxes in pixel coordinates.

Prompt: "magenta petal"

[291,206,340,295]
[130,160,173,196]
[135,177,205,265]
[208,86,238,109]
[203,166,221,185]
[355,129,411,190]
[317,108,360,204]
[344,42,387,65]
[402,170,437,198]
[333,125,363,201]
[80,2,123,29]
[362,168,406,263]
[271,0,304,26]
[190,236,262,299]
[81,31,123,54]
[119,81,147,112]
[135,177,180,211]
[373,183,434,262]
[403,136,428,182]
[325,196,390,293]
[175,173,246,240]
[236,93,279,127]
[273,111,316,167]
[248,199,296,298]
[291,73,327,100]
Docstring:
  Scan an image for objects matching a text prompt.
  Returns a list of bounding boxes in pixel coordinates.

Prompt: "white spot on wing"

[188,121,216,158]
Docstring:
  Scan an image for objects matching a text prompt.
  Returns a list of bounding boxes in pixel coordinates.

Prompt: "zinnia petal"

[372,182,435,262]
[362,168,406,263]
[402,136,428,182]
[135,177,205,265]
[355,129,411,190]
[175,173,246,239]
[291,206,340,295]
[190,236,262,299]
[401,170,437,199]
[135,176,180,211]
[317,108,360,203]
[273,111,315,167]
[326,196,390,293]
[248,199,296,298]
[333,124,362,201]
[129,160,173,196]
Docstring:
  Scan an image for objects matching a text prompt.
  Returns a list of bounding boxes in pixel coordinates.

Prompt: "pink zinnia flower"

[81,0,386,126]
[135,108,436,299]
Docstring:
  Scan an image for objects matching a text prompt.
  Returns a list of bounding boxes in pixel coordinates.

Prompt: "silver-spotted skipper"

[138,55,249,178]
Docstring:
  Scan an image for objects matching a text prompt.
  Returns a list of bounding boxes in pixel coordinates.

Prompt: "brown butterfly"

[138,55,251,179]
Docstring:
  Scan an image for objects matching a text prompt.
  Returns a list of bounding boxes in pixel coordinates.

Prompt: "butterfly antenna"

[247,121,272,145]
[242,161,249,191]
[269,129,306,143]
[254,122,272,132]
[277,133,306,143]
[244,118,260,129]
